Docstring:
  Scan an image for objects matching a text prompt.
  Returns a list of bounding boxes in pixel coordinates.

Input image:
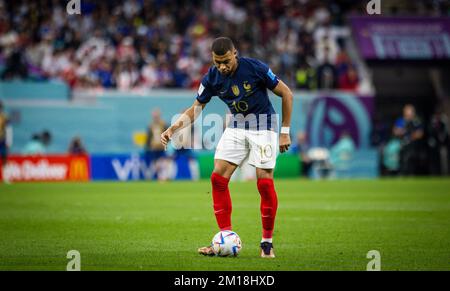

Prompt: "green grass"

[0,178,449,270]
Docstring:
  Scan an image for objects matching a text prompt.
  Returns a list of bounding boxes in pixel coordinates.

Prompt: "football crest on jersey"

[243,81,251,92]
[232,85,240,96]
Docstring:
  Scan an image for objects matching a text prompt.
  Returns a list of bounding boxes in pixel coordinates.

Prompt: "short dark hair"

[211,37,235,55]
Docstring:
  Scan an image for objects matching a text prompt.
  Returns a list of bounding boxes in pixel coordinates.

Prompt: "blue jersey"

[196,57,279,131]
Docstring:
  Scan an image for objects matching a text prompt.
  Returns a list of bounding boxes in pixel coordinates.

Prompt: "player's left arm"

[271,80,293,153]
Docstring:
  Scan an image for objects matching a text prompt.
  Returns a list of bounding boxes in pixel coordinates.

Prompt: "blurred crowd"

[1,0,448,92]
[371,104,450,176]
[0,0,374,92]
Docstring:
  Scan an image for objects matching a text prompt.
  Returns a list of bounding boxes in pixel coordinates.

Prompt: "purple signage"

[305,95,374,149]
[350,17,450,60]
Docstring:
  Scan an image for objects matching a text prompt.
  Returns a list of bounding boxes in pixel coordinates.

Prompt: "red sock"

[211,173,232,231]
[257,178,278,239]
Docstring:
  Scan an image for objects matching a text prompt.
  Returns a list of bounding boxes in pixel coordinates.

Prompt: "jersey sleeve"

[196,74,215,104]
[253,59,279,90]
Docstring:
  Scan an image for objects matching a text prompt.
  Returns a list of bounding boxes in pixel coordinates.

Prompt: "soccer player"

[161,37,293,258]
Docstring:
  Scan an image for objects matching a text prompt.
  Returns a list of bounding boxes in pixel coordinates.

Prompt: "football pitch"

[0,178,449,271]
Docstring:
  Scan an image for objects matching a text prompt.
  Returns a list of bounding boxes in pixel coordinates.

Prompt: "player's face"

[212,50,237,76]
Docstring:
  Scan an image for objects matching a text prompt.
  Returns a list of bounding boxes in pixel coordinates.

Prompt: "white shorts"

[214,128,278,169]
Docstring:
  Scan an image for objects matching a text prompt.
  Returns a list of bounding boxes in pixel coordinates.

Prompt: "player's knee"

[257,178,275,193]
[257,179,278,202]
[213,159,237,178]
[211,172,229,192]
[256,168,274,179]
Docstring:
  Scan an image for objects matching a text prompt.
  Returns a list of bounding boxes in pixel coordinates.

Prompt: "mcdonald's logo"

[69,157,89,181]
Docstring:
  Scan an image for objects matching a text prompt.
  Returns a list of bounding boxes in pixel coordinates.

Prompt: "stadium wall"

[2,85,374,154]
[0,80,69,100]
[0,82,378,180]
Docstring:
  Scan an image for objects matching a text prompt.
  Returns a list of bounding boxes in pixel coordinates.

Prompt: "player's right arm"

[160,99,207,147]
[161,72,215,148]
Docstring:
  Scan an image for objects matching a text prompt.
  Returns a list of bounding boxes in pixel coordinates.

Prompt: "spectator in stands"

[335,48,351,75]
[316,47,337,90]
[315,34,338,66]
[275,25,298,78]
[338,65,359,91]
[382,127,402,176]
[329,132,356,171]
[23,130,52,155]
[291,131,312,178]
[68,136,87,155]
[394,104,424,175]
[295,61,316,90]
[23,133,45,155]
[141,60,159,89]
[144,108,168,181]
[115,61,139,91]
[41,130,52,149]
[428,108,449,175]
[1,43,28,80]
[0,0,368,91]
[5,0,446,92]
[94,58,115,88]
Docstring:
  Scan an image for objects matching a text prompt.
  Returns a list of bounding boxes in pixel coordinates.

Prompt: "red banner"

[0,155,91,182]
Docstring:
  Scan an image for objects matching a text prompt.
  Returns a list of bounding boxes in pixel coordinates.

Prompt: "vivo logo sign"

[110,154,176,181]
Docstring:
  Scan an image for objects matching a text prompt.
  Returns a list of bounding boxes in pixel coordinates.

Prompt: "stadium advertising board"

[303,95,374,149]
[350,16,450,60]
[90,153,198,181]
[1,155,90,182]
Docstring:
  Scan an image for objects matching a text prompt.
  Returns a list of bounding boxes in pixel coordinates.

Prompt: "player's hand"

[279,133,291,153]
[161,127,174,149]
